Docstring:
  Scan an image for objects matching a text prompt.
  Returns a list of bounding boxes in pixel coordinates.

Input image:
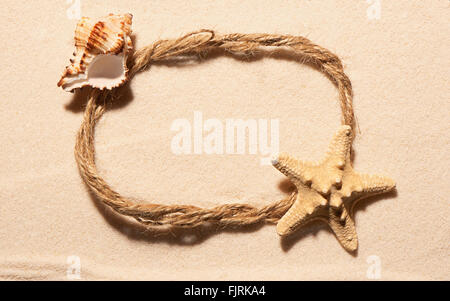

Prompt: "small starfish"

[272,126,395,252]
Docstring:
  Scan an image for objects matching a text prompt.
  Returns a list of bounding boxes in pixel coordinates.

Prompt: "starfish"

[272,125,395,252]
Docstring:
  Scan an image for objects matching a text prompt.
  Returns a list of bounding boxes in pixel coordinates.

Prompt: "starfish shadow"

[279,220,329,250]
[278,178,296,193]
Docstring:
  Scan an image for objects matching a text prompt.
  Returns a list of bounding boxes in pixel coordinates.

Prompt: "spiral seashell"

[57,13,133,92]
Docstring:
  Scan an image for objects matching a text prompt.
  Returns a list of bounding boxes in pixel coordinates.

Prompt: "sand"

[0,0,448,280]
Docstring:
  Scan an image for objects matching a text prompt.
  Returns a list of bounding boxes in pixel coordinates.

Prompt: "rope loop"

[75,30,354,228]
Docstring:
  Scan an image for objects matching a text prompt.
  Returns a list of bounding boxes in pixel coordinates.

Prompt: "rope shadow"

[85,186,269,246]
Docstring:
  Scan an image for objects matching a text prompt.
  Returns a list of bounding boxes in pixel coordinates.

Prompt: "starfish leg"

[327,206,358,252]
[309,125,352,193]
[343,173,396,217]
[277,188,326,236]
[323,125,352,169]
[358,173,396,195]
[272,153,310,183]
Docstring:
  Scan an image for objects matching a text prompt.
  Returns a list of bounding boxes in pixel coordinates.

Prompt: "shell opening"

[87,53,127,89]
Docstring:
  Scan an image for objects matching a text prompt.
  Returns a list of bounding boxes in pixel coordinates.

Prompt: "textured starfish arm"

[340,172,396,198]
[308,126,352,193]
[276,187,326,236]
[311,125,352,194]
[323,125,352,168]
[328,206,358,252]
[358,173,396,194]
[271,152,309,184]
[344,173,396,218]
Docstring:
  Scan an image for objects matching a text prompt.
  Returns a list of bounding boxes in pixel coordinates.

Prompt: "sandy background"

[0,0,449,280]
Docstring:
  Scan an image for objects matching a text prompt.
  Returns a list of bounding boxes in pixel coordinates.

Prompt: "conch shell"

[57,13,133,92]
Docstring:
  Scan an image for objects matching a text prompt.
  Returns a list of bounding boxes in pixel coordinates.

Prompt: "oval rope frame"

[75,30,355,228]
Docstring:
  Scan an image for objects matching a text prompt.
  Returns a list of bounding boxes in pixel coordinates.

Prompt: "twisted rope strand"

[74,30,353,228]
